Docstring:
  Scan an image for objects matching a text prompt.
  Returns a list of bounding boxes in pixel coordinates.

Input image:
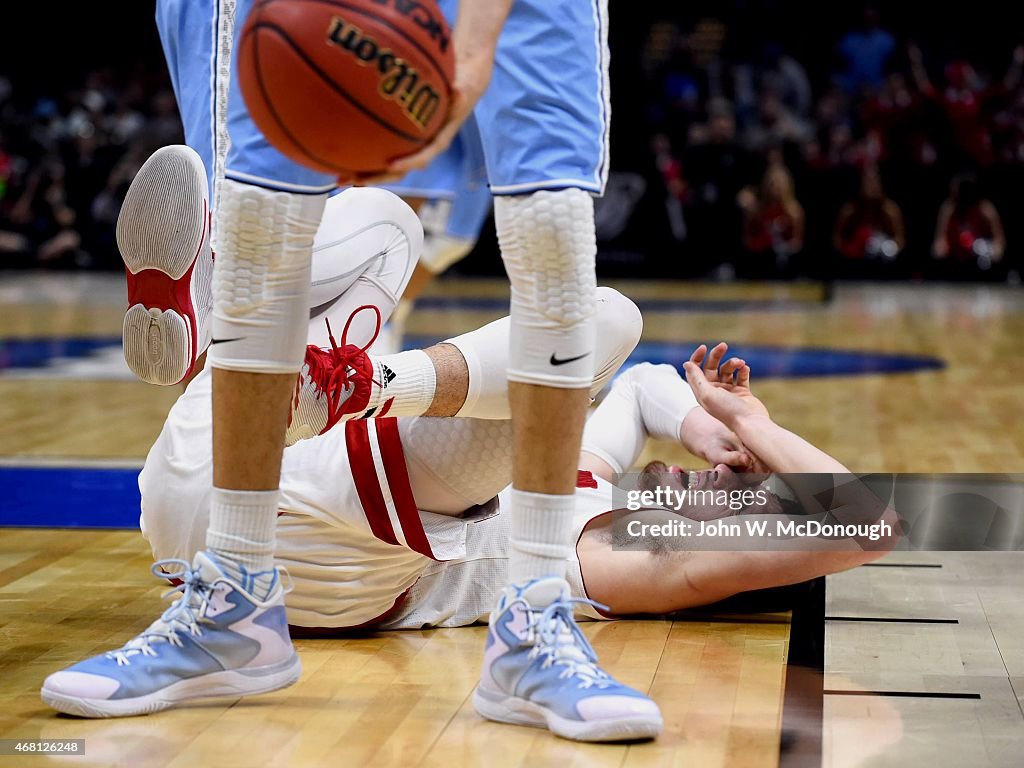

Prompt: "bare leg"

[509,385,590,493]
[494,189,601,586]
[204,178,326,590]
[473,180,664,737]
[423,344,469,416]
[212,371,294,490]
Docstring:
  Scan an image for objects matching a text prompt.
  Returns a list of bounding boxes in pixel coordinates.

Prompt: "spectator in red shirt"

[861,72,937,166]
[932,173,1005,275]
[909,44,1024,168]
[834,165,906,265]
[738,162,805,276]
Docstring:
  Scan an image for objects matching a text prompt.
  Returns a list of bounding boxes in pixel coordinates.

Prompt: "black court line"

[862,562,943,568]
[779,576,825,768]
[825,616,959,624]
[825,690,981,700]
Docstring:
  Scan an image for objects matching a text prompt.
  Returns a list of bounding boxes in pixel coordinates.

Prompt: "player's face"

[636,461,782,520]
[638,460,741,493]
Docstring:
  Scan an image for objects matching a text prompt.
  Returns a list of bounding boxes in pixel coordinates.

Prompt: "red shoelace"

[296,304,383,433]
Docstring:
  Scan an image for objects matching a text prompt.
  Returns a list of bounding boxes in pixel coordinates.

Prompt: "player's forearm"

[453,0,514,68]
[732,414,900,547]
[732,414,848,475]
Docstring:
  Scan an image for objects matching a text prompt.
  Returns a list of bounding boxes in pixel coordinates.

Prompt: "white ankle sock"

[206,488,279,599]
[365,349,436,417]
[507,489,577,586]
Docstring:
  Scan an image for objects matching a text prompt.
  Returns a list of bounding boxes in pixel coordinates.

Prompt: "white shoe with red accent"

[285,306,382,446]
[118,145,213,386]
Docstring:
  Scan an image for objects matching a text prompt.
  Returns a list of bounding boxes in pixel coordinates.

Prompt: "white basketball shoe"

[118,145,213,385]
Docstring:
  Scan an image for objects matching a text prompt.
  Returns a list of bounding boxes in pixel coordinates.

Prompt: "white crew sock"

[206,487,279,600]
[507,489,578,586]
[364,349,436,417]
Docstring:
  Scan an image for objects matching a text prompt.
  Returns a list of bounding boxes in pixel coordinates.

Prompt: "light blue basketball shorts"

[476,0,610,195]
[420,0,611,197]
[157,0,609,198]
[156,0,335,196]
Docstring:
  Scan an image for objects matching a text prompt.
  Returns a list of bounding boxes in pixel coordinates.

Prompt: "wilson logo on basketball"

[327,16,442,131]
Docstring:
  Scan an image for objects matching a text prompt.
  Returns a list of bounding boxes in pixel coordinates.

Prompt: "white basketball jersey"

[140,368,617,629]
[380,471,617,630]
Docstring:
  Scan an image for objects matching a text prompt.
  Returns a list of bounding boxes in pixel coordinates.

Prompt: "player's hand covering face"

[683,343,770,427]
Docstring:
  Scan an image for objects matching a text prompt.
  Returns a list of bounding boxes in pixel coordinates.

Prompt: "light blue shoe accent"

[473,577,663,742]
[41,552,300,718]
[209,554,280,602]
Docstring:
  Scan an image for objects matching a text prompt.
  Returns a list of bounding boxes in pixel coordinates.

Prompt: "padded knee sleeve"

[495,188,597,389]
[209,179,327,374]
[398,417,513,514]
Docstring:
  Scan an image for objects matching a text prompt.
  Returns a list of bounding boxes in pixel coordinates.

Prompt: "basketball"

[237,0,455,174]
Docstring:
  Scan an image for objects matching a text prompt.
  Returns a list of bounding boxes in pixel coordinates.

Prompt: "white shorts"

[141,369,614,629]
[380,475,615,630]
[276,424,618,629]
[138,184,635,628]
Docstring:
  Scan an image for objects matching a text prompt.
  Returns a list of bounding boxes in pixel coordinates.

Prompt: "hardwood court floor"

[0,528,791,768]
[1,274,1024,766]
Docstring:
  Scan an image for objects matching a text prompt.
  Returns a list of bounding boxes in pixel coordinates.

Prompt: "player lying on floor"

[136,332,899,628]
[42,186,899,730]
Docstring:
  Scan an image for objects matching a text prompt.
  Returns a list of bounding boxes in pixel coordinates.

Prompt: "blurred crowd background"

[2,0,1022,281]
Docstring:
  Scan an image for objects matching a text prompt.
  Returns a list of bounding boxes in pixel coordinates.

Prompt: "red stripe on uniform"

[345,420,399,545]
[375,418,437,559]
[577,470,598,489]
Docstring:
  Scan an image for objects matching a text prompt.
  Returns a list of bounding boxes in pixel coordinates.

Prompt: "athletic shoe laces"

[526,596,616,689]
[105,559,213,666]
[300,304,382,432]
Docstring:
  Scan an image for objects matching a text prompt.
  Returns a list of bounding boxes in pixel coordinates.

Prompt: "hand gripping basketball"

[238,0,455,175]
